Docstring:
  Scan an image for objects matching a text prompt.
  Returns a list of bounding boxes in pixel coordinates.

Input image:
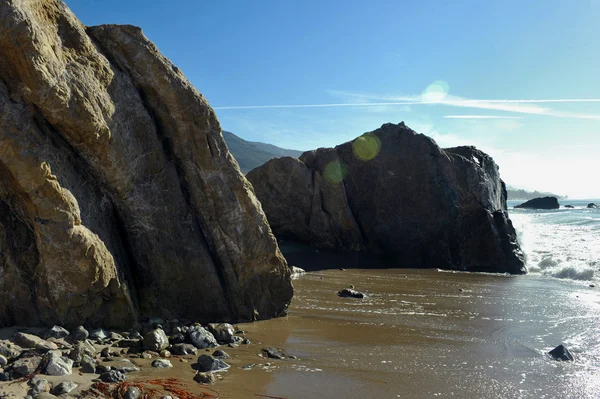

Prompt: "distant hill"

[223,131,303,173]
[506,187,566,200]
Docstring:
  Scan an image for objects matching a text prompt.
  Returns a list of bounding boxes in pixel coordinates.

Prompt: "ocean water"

[508,199,600,283]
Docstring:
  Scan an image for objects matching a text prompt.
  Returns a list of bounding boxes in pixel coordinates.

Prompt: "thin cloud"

[214,91,600,120]
[444,115,523,119]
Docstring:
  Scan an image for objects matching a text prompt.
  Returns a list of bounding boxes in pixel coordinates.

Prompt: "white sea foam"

[508,200,600,283]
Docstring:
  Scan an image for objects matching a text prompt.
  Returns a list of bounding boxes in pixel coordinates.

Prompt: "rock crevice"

[0,0,292,327]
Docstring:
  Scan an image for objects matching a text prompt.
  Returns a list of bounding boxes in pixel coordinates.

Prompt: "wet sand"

[2,269,599,398]
[219,269,600,399]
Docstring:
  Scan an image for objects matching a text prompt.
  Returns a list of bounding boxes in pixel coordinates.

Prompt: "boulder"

[100,370,126,383]
[189,328,218,349]
[548,344,574,361]
[68,340,96,363]
[0,0,291,329]
[51,380,78,395]
[80,354,97,373]
[143,328,169,352]
[10,355,43,377]
[28,377,50,395]
[195,355,230,372]
[588,203,598,209]
[43,352,73,376]
[515,197,560,210]
[207,323,235,344]
[194,372,216,384]
[0,341,23,359]
[151,359,173,368]
[13,333,42,348]
[564,205,574,209]
[170,343,198,356]
[247,123,525,274]
[43,326,70,339]
[73,326,89,342]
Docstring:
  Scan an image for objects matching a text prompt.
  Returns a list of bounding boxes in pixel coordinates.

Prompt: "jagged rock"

[515,196,560,210]
[207,323,235,344]
[189,328,218,349]
[44,352,73,376]
[261,348,287,360]
[0,0,291,329]
[143,328,169,352]
[338,288,365,299]
[89,329,109,341]
[170,343,198,356]
[43,326,70,339]
[548,344,574,361]
[68,340,96,363]
[100,370,126,383]
[51,380,78,395]
[151,359,173,368]
[10,355,43,377]
[588,203,598,209]
[247,123,526,274]
[195,355,229,372]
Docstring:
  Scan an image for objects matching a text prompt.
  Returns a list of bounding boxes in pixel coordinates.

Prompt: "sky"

[66,0,600,198]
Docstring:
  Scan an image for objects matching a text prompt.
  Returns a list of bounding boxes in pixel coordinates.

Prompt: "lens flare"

[352,134,381,161]
[323,160,347,184]
[422,80,449,102]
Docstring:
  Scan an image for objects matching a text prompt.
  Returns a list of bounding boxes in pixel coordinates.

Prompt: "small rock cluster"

[0,319,257,398]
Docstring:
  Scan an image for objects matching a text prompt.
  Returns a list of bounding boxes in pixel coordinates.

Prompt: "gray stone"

[13,332,42,348]
[194,371,215,384]
[0,341,23,359]
[195,355,230,372]
[51,380,78,395]
[100,370,126,383]
[143,328,169,352]
[170,343,198,356]
[43,326,70,339]
[44,352,73,376]
[212,349,229,359]
[29,377,50,395]
[10,355,43,377]
[124,386,141,399]
[189,328,218,349]
[73,326,89,342]
[207,323,235,344]
[0,355,7,367]
[89,329,109,341]
[68,340,96,363]
[80,354,97,373]
[151,359,173,368]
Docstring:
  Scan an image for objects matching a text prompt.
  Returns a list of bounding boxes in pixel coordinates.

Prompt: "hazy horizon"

[66,0,600,198]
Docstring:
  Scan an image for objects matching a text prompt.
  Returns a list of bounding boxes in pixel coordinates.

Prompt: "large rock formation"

[515,197,560,210]
[247,123,526,274]
[0,0,292,328]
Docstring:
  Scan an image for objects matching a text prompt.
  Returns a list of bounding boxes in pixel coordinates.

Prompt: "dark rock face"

[248,123,526,274]
[515,197,560,210]
[588,203,598,209]
[0,0,292,328]
[564,205,575,209]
